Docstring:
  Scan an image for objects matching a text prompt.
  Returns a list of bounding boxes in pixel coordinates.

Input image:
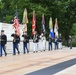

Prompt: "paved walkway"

[0,47,76,75]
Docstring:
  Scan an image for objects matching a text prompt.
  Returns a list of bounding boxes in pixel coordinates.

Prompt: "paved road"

[0,47,76,75]
[25,58,76,75]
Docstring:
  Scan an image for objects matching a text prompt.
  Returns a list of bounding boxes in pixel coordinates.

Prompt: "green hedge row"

[72,42,76,47]
[62,41,76,47]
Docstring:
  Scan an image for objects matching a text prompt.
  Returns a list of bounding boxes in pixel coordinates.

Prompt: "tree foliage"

[0,0,76,39]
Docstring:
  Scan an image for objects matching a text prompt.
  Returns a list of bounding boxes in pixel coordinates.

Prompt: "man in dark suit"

[0,30,7,57]
[11,31,20,55]
[22,31,29,54]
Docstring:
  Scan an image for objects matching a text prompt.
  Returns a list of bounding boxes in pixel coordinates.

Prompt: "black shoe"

[0,55,2,57]
[23,52,26,54]
[18,51,20,55]
[13,54,16,55]
[33,51,35,53]
[5,53,7,56]
[27,51,29,54]
[36,51,38,53]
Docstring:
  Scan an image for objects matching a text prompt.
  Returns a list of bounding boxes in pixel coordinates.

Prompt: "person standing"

[11,31,20,55]
[69,35,72,49]
[49,34,53,51]
[22,31,29,54]
[54,35,59,50]
[0,30,7,57]
[42,34,46,51]
[33,31,39,53]
[40,33,46,52]
[59,34,62,49]
[40,33,44,52]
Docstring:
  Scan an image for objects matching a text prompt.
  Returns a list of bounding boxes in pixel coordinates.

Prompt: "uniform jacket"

[0,34,7,45]
[33,34,39,43]
[22,35,29,43]
[11,34,20,44]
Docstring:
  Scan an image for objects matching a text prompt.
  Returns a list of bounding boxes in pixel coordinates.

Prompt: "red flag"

[32,11,36,35]
[13,10,20,36]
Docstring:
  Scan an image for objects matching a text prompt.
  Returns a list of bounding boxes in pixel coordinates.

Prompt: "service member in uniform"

[40,33,46,52]
[69,35,72,49]
[59,34,62,49]
[49,34,53,50]
[33,31,39,53]
[22,31,29,54]
[54,35,59,50]
[0,30,7,57]
[11,31,20,55]
[40,33,44,52]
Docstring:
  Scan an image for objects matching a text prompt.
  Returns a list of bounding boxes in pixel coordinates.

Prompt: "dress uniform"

[42,35,46,51]
[40,33,44,51]
[40,33,46,51]
[49,35,53,50]
[22,32,29,54]
[0,30,7,57]
[69,35,72,49]
[59,34,62,49]
[33,31,39,53]
[54,36,59,50]
[11,31,20,55]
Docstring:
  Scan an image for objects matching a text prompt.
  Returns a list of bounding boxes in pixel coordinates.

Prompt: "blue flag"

[49,17,54,38]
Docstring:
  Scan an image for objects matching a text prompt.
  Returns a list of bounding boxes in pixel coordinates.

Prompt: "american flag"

[13,10,20,36]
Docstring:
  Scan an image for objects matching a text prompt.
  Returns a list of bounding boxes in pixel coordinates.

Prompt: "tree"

[70,23,76,38]
[0,0,76,40]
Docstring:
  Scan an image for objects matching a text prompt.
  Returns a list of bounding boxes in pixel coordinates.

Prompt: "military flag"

[54,18,58,36]
[22,8,28,32]
[13,10,20,36]
[42,14,45,34]
[49,17,54,38]
[32,11,36,35]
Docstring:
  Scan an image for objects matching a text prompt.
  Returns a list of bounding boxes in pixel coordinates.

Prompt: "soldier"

[54,35,59,50]
[0,30,7,57]
[69,35,72,49]
[11,31,20,55]
[49,34,53,50]
[40,33,44,52]
[22,31,29,54]
[33,31,39,53]
[40,33,46,51]
[59,34,63,49]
